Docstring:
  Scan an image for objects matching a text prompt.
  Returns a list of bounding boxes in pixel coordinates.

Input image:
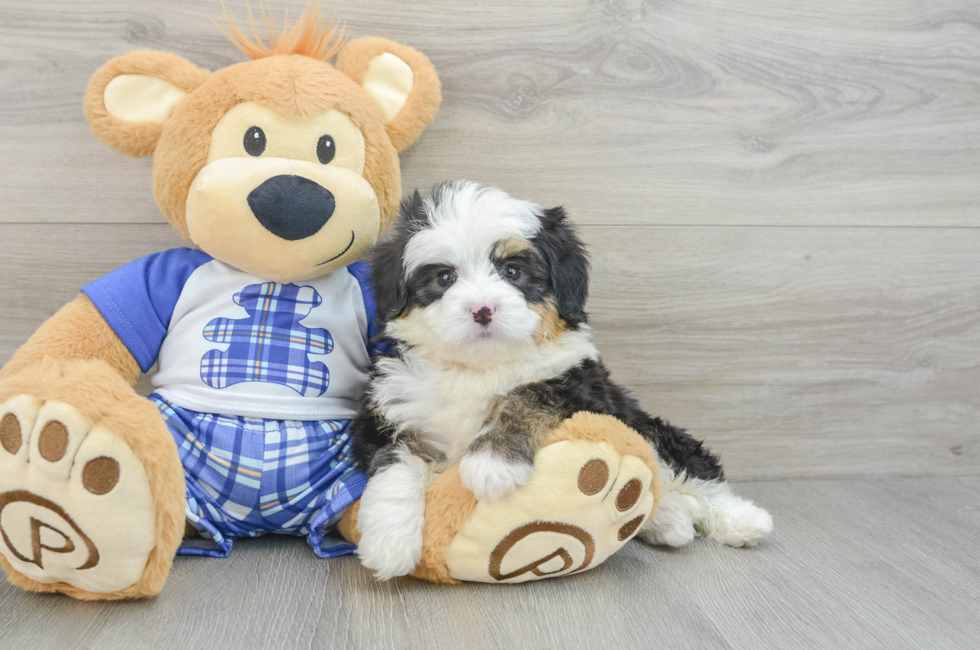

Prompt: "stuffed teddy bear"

[0,7,661,599]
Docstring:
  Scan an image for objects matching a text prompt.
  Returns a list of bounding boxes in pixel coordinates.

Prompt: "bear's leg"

[339,412,664,584]
[0,358,185,599]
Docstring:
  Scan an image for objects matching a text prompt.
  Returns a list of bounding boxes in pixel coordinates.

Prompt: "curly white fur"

[641,464,773,548]
[459,449,534,501]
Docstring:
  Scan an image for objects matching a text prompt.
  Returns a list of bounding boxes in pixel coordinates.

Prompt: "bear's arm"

[0,293,141,385]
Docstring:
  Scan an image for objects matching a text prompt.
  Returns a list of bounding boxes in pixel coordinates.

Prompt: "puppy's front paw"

[356,527,422,581]
[459,450,533,501]
[356,500,423,580]
[355,458,427,581]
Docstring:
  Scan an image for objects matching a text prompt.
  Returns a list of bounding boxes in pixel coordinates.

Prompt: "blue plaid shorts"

[150,394,367,558]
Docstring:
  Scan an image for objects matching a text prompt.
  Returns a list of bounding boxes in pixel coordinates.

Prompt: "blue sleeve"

[346,261,396,358]
[81,248,212,373]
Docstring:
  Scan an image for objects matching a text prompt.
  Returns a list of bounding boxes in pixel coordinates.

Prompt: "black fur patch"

[506,359,724,481]
[492,246,552,306]
[530,207,590,326]
[407,264,456,308]
[368,190,429,321]
[350,396,401,474]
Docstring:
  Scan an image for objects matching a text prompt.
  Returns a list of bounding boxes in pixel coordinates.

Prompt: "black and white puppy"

[351,181,772,580]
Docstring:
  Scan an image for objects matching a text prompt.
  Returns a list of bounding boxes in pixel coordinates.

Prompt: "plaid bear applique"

[200,283,334,396]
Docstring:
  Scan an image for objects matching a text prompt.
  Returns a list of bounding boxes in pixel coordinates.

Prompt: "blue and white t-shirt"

[82,248,385,420]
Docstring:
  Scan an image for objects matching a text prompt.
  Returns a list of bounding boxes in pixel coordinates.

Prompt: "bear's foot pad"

[0,395,156,594]
[446,439,655,583]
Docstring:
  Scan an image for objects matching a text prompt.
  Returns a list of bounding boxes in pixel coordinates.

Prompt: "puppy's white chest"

[371,359,515,461]
[370,331,598,464]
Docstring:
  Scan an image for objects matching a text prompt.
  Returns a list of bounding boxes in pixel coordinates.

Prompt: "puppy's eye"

[244,126,266,156]
[437,269,456,288]
[503,264,521,280]
[317,134,336,164]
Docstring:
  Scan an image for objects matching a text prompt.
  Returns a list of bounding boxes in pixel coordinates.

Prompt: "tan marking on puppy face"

[494,238,566,345]
[493,237,534,260]
[532,299,566,344]
[394,304,417,320]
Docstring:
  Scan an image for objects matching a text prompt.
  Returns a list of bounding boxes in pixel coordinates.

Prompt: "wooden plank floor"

[1,1,979,648]
[2,476,979,650]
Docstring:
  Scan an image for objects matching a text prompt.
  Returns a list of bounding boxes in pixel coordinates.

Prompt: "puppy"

[351,181,773,580]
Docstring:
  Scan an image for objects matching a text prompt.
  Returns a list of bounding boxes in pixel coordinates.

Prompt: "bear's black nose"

[247,175,335,241]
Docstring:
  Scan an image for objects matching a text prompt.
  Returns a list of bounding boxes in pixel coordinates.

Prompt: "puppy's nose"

[247,175,335,241]
[472,306,494,326]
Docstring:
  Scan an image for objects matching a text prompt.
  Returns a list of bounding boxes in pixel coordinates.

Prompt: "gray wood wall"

[1,0,977,480]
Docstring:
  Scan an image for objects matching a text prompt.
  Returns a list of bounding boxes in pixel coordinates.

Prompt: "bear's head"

[83,8,440,282]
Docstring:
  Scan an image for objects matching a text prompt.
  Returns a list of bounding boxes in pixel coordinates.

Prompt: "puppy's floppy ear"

[533,207,590,326]
[84,51,210,157]
[370,191,426,321]
[370,246,408,322]
[335,37,441,152]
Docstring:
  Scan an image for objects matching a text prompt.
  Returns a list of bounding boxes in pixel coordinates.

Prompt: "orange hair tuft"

[218,2,345,61]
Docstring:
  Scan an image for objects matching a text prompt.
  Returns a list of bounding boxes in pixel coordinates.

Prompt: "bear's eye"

[317,134,336,164]
[244,126,266,156]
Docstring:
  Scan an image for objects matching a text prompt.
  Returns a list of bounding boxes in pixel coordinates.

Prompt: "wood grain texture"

[1,223,976,480]
[2,476,978,650]
[0,0,979,226]
[2,1,979,646]
[586,225,980,479]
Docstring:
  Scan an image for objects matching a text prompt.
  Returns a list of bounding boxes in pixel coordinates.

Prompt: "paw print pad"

[201,282,333,396]
[446,439,657,583]
[579,458,647,540]
[0,395,156,593]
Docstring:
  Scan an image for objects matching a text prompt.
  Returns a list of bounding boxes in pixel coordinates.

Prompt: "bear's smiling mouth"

[316,230,355,266]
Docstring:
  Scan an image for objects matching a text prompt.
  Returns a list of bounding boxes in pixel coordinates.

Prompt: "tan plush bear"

[0,7,661,599]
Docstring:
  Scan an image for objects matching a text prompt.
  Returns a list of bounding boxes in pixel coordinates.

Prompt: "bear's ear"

[84,51,210,158]
[335,37,441,152]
